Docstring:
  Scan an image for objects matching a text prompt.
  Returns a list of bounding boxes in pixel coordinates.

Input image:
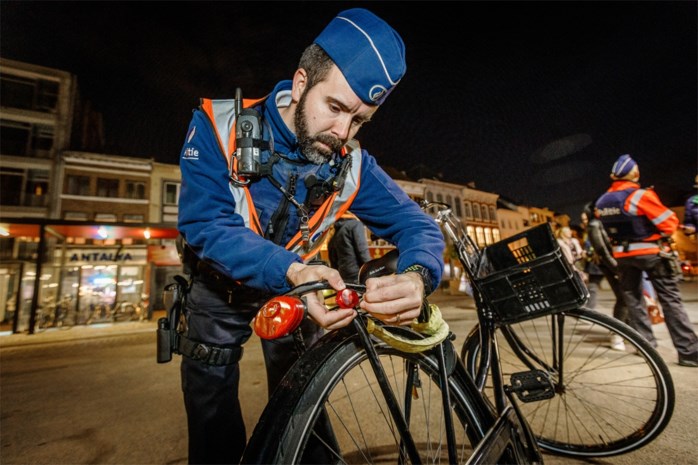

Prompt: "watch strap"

[401,264,435,296]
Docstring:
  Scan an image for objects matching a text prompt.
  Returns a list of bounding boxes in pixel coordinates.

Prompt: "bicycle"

[425,201,675,458]
[238,241,543,463]
[35,296,75,332]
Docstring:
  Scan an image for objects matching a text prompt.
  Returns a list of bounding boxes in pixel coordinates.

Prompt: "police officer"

[596,154,698,367]
[176,8,445,464]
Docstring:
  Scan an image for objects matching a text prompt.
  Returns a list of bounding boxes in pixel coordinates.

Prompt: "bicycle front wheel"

[461,307,675,458]
[243,324,528,464]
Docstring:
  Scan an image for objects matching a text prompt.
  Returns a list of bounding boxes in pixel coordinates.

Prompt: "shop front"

[0,220,180,334]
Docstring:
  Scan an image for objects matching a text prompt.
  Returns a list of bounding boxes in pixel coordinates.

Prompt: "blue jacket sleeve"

[349,151,445,287]
[177,110,301,294]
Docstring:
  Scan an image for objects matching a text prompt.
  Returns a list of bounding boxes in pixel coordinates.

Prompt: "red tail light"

[253,296,306,340]
[335,288,360,309]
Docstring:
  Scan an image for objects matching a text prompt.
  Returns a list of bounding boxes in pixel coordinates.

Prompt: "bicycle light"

[336,289,360,308]
[253,296,306,340]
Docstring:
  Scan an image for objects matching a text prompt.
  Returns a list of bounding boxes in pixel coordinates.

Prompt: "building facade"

[0,59,182,333]
[0,58,76,219]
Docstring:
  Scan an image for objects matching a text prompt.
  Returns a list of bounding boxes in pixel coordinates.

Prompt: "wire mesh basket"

[474,223,589,324]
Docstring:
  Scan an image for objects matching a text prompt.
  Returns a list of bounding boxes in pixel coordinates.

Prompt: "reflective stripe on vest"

[200,98,361,260]
[612,242,661,258]
[201,98,266,234]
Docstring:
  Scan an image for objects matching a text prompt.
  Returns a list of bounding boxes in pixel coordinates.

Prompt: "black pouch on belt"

[657,250,681,278]
[157,275,191,363]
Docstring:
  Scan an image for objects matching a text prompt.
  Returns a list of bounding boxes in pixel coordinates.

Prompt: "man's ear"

[291,68,308,102]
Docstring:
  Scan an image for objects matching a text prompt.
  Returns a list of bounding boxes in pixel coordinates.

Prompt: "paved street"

[0,280,696,465]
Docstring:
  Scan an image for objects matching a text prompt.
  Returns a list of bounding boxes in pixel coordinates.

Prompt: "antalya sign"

[56,247,147,266]
[70,251,133,262]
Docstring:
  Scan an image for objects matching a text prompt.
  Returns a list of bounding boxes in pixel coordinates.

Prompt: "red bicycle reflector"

[335,289,359,309]
[253,296,305,340]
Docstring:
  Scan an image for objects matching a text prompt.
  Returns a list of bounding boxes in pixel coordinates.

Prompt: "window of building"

[33,125,54,157]
[125,181,146,199]
[475,226,485,247]
[464,202,472,218]
[163,182,180,205]
[0,167,23,206]
[484,227,493,245]
[446,194,453,209]
[96,178,119,197]
[426,191,434,202]
[472,203,480,220]
[64,211,89,221]
[1,74,35,109]
[489,206,497,223]
[94,213,117,222]
[466,226,475,242]
[0,73,60,111]
[0,120,30,156]
[436,193,443,203]
[454,197,462,217]
[25,170,49,207]
[0,167,49,207]
[123,214,144,223]
[66,175,91,195]
[493,228,501,242]
[0,119,54,158]
[481,205,488,221]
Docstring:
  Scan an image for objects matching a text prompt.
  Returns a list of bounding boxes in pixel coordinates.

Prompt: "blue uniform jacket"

[178,80,445,295]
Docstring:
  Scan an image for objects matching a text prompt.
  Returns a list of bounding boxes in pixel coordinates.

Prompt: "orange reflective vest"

[200,98,362,260]
[597,181,678,258]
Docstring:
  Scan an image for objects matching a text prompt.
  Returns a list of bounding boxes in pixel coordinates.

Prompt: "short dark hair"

[298,44,334,90]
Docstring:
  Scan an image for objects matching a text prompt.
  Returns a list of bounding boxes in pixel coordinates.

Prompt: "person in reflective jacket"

[176,8,445,464]
[596,154,697,368]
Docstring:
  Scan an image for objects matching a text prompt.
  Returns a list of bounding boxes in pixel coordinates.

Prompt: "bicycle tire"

[461,306,675,458]
[242,323,538,465]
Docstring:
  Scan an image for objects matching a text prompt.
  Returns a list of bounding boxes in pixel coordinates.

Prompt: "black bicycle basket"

[473,223,589,324]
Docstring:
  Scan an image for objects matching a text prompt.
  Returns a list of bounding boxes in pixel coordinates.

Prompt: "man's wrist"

[286,262,305,286]
[401,264,434,296]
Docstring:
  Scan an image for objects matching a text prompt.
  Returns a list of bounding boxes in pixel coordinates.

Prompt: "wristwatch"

[401,264,434,296]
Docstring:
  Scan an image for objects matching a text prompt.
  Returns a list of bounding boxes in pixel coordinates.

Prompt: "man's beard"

[295,91,343,164]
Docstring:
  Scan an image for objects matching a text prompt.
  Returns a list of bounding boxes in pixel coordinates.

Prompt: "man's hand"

[286,262,356,330]
[681,224,696,235]
[360,272,424,326]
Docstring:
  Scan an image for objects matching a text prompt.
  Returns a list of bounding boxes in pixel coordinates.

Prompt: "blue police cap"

[611,154,638,178]
[314,8,406,105]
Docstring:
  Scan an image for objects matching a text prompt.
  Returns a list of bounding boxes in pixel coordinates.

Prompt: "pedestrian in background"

[328,213,372,283]
[681,174,698,235]
[581,203,628,350]
[596,154,698,367]
[556,226,585,278]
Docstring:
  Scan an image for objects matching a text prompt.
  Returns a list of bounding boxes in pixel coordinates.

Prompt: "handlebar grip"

[359,249,399,284]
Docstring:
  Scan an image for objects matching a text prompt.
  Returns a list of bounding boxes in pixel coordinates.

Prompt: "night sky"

[1,1,696,222]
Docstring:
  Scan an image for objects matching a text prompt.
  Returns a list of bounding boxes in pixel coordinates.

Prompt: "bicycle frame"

[244,274,542,464]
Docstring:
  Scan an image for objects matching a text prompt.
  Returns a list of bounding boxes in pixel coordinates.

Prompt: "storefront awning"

[0,218,179,240]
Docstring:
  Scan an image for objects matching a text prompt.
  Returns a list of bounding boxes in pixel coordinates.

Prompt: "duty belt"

[178,335,244,366]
